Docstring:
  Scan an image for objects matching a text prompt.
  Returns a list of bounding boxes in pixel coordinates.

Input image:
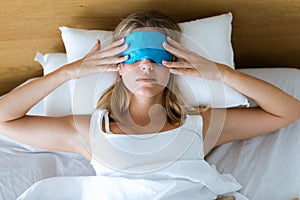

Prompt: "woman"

[0,11,299,199]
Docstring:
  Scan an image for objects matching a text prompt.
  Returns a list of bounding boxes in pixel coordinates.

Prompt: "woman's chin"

[132,85,165,98]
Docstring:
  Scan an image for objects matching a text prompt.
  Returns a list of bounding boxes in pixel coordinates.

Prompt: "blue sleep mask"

[120,31,173,66]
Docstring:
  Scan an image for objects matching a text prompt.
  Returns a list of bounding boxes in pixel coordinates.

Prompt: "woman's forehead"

[132,27,162,33]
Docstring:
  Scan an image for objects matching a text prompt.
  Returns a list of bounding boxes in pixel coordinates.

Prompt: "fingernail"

[118,38,123,43]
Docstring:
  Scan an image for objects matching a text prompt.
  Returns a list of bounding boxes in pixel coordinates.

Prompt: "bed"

[1,0,300,199]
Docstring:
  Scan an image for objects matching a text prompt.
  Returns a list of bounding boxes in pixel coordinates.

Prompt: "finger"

[162,61,194,69]
[99,65,120,72]
[166,37,190,52]
[93,64,120,72]
[96,44,129,59]
[169,68,200,77]
[101,38,125,51]
[93,55,129,65]
[81,59,120,72]
[163,42,190,60]
[82,55,128,70]
[89,39,101,53]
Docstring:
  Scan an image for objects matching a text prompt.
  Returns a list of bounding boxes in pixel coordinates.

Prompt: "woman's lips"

[136,77,157,82]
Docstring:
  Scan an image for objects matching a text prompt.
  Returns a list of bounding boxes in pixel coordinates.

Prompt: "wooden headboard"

[1,0,300,96]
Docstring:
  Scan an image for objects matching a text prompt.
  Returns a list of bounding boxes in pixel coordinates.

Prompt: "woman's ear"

[117,64,123,76]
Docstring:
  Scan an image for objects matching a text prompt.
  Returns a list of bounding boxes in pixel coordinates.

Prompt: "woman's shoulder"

[196,108,211,139]
[69,114,92,133]
[91,108,110,117]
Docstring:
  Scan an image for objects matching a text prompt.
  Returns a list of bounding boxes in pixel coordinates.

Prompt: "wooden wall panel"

[0,0,300,95]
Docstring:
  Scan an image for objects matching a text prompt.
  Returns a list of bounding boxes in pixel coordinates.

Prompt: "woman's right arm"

[0,39,128,157]
[0,66,89,155]
[0,39,128,122]
[0,68,71,122]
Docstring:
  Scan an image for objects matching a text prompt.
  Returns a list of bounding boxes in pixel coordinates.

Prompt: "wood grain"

[1,0,300,95]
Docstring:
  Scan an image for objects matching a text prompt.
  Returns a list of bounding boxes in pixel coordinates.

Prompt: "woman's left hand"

[162,37,229,80]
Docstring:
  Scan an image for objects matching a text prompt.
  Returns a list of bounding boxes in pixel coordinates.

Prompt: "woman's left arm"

[163,37,300,148]
[212,65,300,144]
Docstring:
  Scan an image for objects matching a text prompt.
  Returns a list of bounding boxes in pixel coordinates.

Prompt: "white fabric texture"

[206,115,300,200]
[0,135,95,200]
[206,68,300,200]
[17,108,247,200]
[178,13,234,68]
[34,52,71,116]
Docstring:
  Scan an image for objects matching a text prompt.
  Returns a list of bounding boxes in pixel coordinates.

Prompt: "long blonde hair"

[97,11,202,124]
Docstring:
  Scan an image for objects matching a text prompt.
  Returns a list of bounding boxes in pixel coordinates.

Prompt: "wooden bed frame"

[1,0,299,96]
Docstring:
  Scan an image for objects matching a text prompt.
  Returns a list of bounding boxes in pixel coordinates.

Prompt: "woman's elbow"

[0,121,8,135]
[287,101,300,123]
[291,111,300,123]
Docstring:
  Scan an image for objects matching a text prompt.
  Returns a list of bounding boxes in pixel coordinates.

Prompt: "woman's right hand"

[0,38,128,122]
[62,38,129,80]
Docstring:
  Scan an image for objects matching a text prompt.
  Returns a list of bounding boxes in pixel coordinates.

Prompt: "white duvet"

[17,160,247,200]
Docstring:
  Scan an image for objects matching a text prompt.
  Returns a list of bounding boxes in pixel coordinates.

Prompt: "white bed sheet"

[1,80,95,200]
[207,117,300,199]
[206,68,300,199]
[0,135,95,200]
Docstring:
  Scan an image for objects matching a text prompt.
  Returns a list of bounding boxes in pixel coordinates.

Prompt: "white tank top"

[89,108,205,172]
[89,109,246,199]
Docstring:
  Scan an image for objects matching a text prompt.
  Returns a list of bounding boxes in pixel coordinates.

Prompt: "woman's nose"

[139,59,154,72]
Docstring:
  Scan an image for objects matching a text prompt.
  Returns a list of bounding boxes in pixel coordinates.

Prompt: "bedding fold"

[17,159,248,200]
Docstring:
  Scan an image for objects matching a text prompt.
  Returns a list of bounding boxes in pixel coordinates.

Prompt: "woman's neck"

[117,92,169,133]
[128,93,165,125]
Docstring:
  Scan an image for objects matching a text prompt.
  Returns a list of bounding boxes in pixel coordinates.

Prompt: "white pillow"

[238,68,300,106]
[59,27,113,63]
[34,52,71,116]
[176,13,248,107]
[71,72,117,115]
[179,13,234,68]
[3,52,69,116]
[60,13,234,67]
[60,13,249,111]
[34,52,117,115]
[178,13,249,107]
[2,78,46,116]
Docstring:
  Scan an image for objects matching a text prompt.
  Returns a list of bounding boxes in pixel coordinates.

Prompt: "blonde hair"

[113,11,181,42]
[97,11,204,124]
